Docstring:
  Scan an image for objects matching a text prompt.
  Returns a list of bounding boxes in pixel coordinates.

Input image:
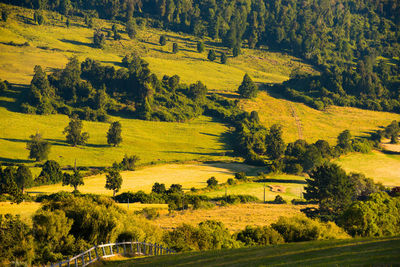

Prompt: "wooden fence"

[50,241,175,267]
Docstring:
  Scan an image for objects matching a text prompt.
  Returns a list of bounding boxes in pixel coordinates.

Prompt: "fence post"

[67,257,70,267]
[123,241,127,255]
[94,245,99,259]
[74,258,78,267]
[81,253,85,266]
[110,244,113,255]
[101,243,106,256]
[160,245,163,255]
[154,243,157,255]
[88,250,92,262]
[116,244,119,254]
[130,240,133,254]
[137,240,140,255]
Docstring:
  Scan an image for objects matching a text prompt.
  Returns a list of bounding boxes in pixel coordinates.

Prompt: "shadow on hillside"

[46,139,70,147]
[85,143,110,148]
[151,48,171,54]
[0,83,27,112]
[16,14,35,25]
[166,35,195,44]
[381,149,400,156]
[140,40,159,46]
[0,157,34,164]
[0,137,30,143]
[59,38,93,48]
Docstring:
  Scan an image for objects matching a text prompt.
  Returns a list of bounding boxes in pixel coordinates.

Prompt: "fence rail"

[50,241,175,267]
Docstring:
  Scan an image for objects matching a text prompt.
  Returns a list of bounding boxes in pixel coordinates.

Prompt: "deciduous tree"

[26,133,51,161]
[107,121,122,146]
[63,116,89,146]
[105,169,122,196]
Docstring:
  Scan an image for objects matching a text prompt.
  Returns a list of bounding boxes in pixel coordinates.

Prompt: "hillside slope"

[99,237,400,267]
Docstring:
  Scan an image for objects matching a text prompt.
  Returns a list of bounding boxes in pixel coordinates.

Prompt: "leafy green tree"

[36,160,63,185]
[26,133,51,161]
[265,124,285,160]
[167,184,183,194]
[66,17,70,27]
[220,52,227,64]
[188,81,207,102]
[105,169,122,196]
[126,19,137,39]
[63,116,89,146]
[152,182,166,194]
[238,73,258,98]
[60,0,72,15]
[207,50,216,61]
[0,214,34,265]
[107,121,122,147]
[93,29,106,48]
[206,177,218,188]
[119,154,139,170]
[159,35,167,46]
[34,10,45,25]
[340,192,400,237]
[236,225,284,246]
[172,42,179,53]
[62,168,84,191]
[0,166,23,203]
[15,165,33,194]
[232,45,240,57]
[197,41,205,53]
[304,163,356,220]
[337,130,352,152]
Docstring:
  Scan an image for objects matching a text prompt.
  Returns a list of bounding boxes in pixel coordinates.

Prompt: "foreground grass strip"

[100,237,400,266]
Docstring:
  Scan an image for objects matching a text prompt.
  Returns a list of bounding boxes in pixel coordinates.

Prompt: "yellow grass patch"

[0,201,41,223]
[153,203,309,232]
[28,163,262,195]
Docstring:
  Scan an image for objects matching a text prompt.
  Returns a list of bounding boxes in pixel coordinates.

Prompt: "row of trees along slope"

[2,0,400,112]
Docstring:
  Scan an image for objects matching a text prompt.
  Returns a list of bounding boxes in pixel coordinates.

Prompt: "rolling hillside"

[98,237,400,267]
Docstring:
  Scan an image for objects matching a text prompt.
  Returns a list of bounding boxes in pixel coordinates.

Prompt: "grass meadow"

[100,237,400,266]
[27,162,263,195]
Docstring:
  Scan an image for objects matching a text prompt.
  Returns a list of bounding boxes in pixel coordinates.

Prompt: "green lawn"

[203,174,306,201]
[99,236,400,267]
[334,150,400,186]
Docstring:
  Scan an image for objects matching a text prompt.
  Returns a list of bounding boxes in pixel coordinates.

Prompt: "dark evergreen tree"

[337,130,352,152]
[36,160,63,185]
[304,163,356,220]
[220,52,227,64]
[207,49,216,61]
[1,9,10,22]
[15,165,33,194]
[206,177,218,188]
[105,169,122,196]
[188,81,207,102]
[107,121,122,146]
[63,116,89,146]
[265,124,285,160]
[26,133,51,162]
[66,17,70,28]
[232,45,240,57]
[238,73,257,98]
[172,42,179,53]
[197,41,204,53]
[126,19,137,39]
[159,35,167,46]
[0,166,23,203]
[93,29,106,48]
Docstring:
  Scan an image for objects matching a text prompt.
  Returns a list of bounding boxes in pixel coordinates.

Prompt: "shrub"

[271,216,349,242]
[207,50,216,61]
[206,176,218,188]
[227,178,236,185]
[234,172,247,181]
[236,226,284,246]
[273,195,286,204]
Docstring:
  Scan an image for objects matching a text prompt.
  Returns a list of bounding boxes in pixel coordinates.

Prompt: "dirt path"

[288,103,303,140]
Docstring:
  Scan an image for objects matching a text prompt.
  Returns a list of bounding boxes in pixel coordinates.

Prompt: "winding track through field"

[288,103,303,140]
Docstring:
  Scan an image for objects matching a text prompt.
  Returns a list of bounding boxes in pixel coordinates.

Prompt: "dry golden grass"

[0,201,41,223]
[28,163,263,195]
[153,203,309,232]
[241,91,400,145]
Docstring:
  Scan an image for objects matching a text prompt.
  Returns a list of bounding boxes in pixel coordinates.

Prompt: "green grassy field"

[99,237,400,266]
[27,162,263,195]
[334,150,400,186]
[241,91,400,145]
[203,174,306,201]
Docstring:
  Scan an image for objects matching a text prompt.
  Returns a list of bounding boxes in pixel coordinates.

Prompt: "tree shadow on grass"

[255,178,307,185]
[0,157,34,164]
[85,143,110,148]
[151,48,171,54]
[59,38,93,48]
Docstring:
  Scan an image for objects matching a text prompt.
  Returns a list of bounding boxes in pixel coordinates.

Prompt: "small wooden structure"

[50,241,175,267]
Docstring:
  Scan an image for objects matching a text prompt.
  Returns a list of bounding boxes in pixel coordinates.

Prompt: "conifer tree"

[238,73,257,98]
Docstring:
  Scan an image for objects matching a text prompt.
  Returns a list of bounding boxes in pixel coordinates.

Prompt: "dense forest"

[2,0,400,113]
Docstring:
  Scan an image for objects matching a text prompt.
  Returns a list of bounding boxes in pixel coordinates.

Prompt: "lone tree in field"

[172,42,179,53]
[238,73,258,98]
[105,169,122,196]
[26,133,51,161]
[15,165,33,194]
[62,167,84,191]
[63,116,89,146]
[197,41,205,53]
[337,130,352,152]
[232,45,241,57]
[220,52,227,64]
[159,35,167,46]
[93,29,106,48]
[208,50,217,61]
[1,9,10,22]
[207,177,218,188]
[36,160,63,185]
[107,121,122,147]
[126,19,137,39]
